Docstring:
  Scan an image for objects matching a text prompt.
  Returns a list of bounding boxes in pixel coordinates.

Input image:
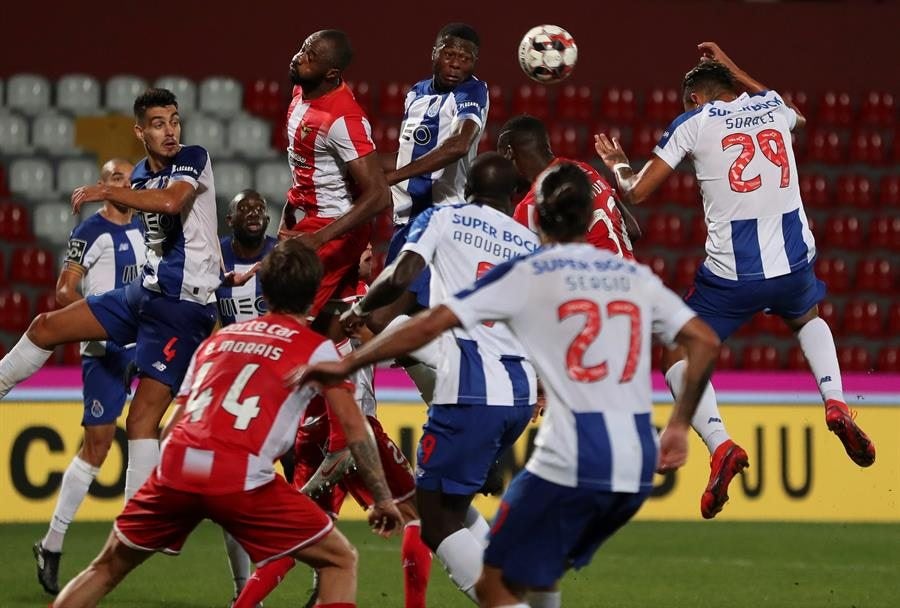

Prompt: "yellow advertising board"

[1,401,897,523]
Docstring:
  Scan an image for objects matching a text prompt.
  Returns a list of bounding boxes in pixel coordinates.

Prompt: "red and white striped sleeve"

[327,114,375,162]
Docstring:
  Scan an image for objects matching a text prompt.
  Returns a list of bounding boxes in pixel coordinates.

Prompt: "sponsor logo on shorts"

[708,417,722,424]
[152,361,167,372]
[819,375,832,385]
[90,400,104,418]
[415,466,424,477]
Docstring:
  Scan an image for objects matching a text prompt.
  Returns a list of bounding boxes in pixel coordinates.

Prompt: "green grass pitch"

[1,520,897,607]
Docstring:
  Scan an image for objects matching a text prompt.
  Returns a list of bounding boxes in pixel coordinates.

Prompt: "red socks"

[401,521,432,608]
[231,556,295,608]
[326,404,348,451]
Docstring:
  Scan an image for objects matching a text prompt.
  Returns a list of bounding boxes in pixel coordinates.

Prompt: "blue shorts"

[86,280,217,393]
[415,404,532,495]
[484,470,649,588]
[686,264,826,341]
[81,345,136,426]
[386,222,431,308]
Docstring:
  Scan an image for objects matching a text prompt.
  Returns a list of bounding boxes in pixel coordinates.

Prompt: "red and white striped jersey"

[285,83,376,219]
[514,158,635,261]
[158,313,351,495]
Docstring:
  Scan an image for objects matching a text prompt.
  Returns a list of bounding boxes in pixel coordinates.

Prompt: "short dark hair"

[228,189,267,215]
[436,23,480,49]
[682,61,737,103]
[467,152,519,201]
[535,162,592,241]
[317,29,353,71]
[497,114,548,150]
[259,240,323,315]
[133,88,178,121]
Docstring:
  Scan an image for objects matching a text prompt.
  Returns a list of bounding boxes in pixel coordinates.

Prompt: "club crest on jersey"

[90,399,104,418]
[299,121,313,139]
[426,97,442,118]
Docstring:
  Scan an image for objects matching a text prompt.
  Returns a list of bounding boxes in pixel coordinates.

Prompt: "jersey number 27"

[558,299,641,383]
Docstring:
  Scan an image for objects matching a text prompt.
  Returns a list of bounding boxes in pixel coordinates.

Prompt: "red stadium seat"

[842,299,882,337]
[477,125,498,154]
[741,344,781,371]
[799,173,831,208]
[814,257,850,294]
[548,124,580,159]
[879,175,900,207]
[859,91,895,127]
[0,164,8,197]
[688,214,707,247]
[61,342,81,366]
[599,87,637,124]
[645,213,684,247]
[371,123,400,154]
[0,250,6,287]
[659,172,699,207]
[855,257,894,293]
[0,201,33,242]
[837,346,872,372]
[816,91,853,127]
[781,91,811,121]
[673,255,703,292]
[868,215,900,250]
[632,125,664,159]
[488,84,508,125]
[244,79,284,122]
[806,129,843,164]
[643,255,670,284]
[822,215,863,250]
[346,81,372,115]
[817,301,840,334]
[848,130,885,165]
[511,84,549,120]
[834,174,873,208]
[878,346,900,372]
[717,344,735,370]
[0,290,31,333]
[379,82,406,118]
[10,246,56,286]
[555,84,593,123]
[786,346,807,371]
[645,87,680,125]
[271,117,288,152]
[34,290,58,316]
[752,312,790,337]
[651,343,663,369]
[887,302,900,335]
[589,122,630,156]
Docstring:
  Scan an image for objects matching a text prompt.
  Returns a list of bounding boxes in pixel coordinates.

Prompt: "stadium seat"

[642,255,670,284]
[817,301,839,333]
[822,215,863,250]
[673,255,703,292]
[182,114,227,156]
[213,160,253,203]
[786,346,807,371]
[6,74,51,116]
[816,91,853,127]
[346,81,372,115]
[599,87,637,124]
[837,345,872,372]
[199,77,243,117]
[660,172,699,206]
[0,110,30,153]
[858,91,895,127]
[855,257,894,294]
[153,76,198,114]
[632,125,664,159]
[105,75,149,114]
[651,344,663,369]
[227,115,273,158]
[878,175,900,207]
[806,129,843,164]
[814,257,850,294]
[488,84,508,125]
[842,299,882,337]
[254,161,292,202]
[752,312,790,337]
[798,173,830,208]
[378,82,406,118]
[33,202,77,246]
[61,342,81,366]
[371,123,400,154]
[887,302,900,335]
[271,117,289,152]
[555,84,592,123]
[56,74,102,115]
[834,174,872,208]
[645,213,686,247]
[741,344,781,370]
[57,158,99,194]
[265,204,281,238]
[477,125,498,154]
[589,122,629,156]
[848,130,885,165]
[0,201,33,241]
[688,213,707,247]
[548,124,580,159]
[511,84,549,120]
[8,158,54,199]
[868,215,900,251]
[0,290,31,333]
[877,346,900,372]
[644,88,680,125]
[0,249,6,286]
[717,344,735,370]
[0,164,7,197]
[244,79,283,122]
[10,246,56,286]
[31,112,77,155]
[781,91,811,120]
[34,289,58,316]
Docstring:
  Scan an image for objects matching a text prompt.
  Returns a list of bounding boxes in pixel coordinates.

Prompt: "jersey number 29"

[722,129,790,193]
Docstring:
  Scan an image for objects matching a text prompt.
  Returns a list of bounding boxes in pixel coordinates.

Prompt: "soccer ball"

[518,25,578,84]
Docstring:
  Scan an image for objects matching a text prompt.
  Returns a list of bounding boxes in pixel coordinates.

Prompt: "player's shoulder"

[657,106,704,148]
[262,235,278,253]
[71,212,112,243]
[174,144,210,166]
[410,78,433,96]
[130,158,152,182]
[452,76,488,106]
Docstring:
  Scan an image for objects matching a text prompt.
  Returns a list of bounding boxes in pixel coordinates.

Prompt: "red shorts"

[294,415,416,517]
[115,470,333,565]
[292,215,371,318]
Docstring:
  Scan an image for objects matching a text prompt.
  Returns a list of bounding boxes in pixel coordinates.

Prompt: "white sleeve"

[652,110,701,169]
[771,90,798,131]
[444,259,529,330]
[399,207,442,264]
[648,274,697,346]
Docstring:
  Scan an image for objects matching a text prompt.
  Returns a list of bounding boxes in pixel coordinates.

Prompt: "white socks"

[527,591,562,608]
[665,359,729,455]
[0,335,54,399]
[43,456,100,552]
[797,317,845,403]
[124,439,160,501]
[464,504,490,548]
[223,530,251,595]
[435,528,484,604]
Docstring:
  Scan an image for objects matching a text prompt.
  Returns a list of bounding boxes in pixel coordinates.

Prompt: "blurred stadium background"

[0,0,897,606]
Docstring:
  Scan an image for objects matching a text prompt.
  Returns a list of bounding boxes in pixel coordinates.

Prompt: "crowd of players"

[0,23,876,608]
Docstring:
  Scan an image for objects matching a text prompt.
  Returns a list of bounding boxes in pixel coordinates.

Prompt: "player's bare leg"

[783,305,875,466]
[123,377,172,500]
[417,489,482,602]
[0,300,107,399]
[53,531,152,608]
[474,565,529,608]
[662,347,748,519]
[291,527,358,605]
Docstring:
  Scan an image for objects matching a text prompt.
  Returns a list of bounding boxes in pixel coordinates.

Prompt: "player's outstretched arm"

[55,264,85,308]
[71,181,196,216]
[385,119,480,186]
[594,134,673,205]
[341,251,426,330]
[658,318,720,472]
[325,386,403,536]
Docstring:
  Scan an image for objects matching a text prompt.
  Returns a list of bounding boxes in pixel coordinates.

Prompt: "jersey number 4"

[558,299,641,383]
[184,362,262,430]
[722,129,790,193]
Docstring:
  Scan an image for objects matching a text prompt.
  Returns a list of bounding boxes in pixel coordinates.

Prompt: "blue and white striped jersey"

[130,145,221,304]
[215,235,277,326]
[65,211,146,356]
[445,244,697,492]
[401,202,539,407]
[653,90,815,282]
[391,76,489,224]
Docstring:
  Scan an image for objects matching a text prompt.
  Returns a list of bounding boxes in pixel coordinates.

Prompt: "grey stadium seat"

[0,110,30,153]
[254,161,290,203]
[56,74,102,115]
[154,75,197,114]
[6,74,51,116]
[31,112,77,155]
[33,201,78,246]
[214,160,253,202]
[182,113,227,156]
[9,158,55,199]
[57,158,99,194]
[199,77,243,117]
[105,75,149,114]
[227,115,274,158]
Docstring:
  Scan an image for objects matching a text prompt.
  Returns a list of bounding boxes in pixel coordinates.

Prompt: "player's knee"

[80,434,113,467]
[26,312,57,349]
[418,514,451,551]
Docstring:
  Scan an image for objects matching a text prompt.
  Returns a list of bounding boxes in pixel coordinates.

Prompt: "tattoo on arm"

[348,436,392,503]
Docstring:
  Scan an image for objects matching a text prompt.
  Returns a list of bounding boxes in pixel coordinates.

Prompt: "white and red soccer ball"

[518,25,578,84]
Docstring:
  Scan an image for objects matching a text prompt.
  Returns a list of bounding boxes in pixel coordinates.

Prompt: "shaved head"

[465,152,519,202]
